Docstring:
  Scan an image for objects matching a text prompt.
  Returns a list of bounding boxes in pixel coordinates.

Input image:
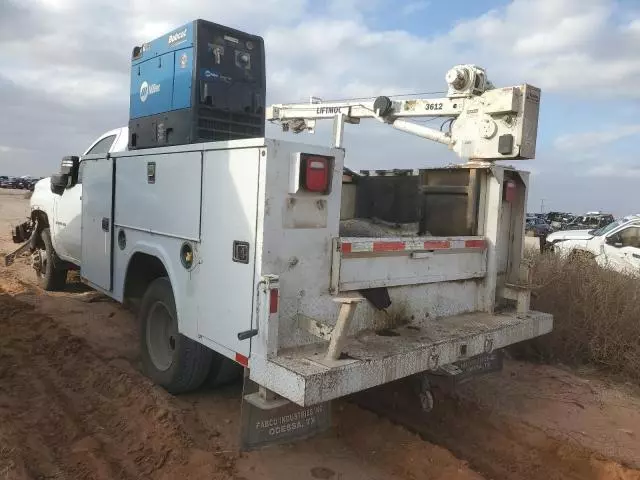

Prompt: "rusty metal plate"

[240,378,331,451]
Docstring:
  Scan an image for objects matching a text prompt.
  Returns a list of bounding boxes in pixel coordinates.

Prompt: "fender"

[117,240,197,339]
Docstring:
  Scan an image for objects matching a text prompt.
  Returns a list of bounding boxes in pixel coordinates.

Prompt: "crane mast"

[266,65,541,162]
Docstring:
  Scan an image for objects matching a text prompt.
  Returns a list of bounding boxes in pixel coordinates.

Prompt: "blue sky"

[1,0,639,215]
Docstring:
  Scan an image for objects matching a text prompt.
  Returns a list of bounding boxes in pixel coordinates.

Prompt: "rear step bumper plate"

[249,310,552,407]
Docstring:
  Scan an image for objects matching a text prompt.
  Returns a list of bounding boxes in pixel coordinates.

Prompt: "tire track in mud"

[0,290,237,480]
[1,261,640,480]
[351,378,640,480]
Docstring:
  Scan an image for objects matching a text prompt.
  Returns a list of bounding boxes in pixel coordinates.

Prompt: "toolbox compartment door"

[195,147,261,358]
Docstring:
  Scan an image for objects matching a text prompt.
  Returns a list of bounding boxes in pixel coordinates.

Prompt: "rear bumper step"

[249,310,552,407]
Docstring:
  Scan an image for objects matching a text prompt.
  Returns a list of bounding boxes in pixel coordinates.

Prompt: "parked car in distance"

[15,176,32,189]
[0,176,18,189]
[545,211,574,230]
[562,213,614,231]
[526,217,553,237]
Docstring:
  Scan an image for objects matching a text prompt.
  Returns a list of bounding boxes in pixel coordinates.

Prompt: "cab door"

[604,225,640,273]
[54,133,119,264]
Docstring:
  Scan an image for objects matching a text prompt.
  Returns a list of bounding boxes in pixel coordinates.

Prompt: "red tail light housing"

[300,154,333,194]
[503,179,517,203]
[269,288,279,314]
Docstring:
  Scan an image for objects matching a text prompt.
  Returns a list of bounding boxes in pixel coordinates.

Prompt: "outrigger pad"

[239,377,331,451]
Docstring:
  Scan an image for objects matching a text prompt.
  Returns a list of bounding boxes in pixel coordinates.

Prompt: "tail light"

[503,179,517,203]
[300,154,332,194]
[269,288,279,314]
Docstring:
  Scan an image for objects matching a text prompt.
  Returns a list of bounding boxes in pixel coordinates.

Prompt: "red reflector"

[372,241,405,252]
[341,243,352,254]
[301,154,331,193]
[235,353,249,367]
[269,288,279,314]
[504,180,517,203]
[423,240,450,250]
[465,239,486,249]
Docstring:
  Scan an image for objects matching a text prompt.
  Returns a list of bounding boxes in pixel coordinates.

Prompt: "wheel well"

[31,210,49,228]
[123,253,168,311]
[30,210,49,249]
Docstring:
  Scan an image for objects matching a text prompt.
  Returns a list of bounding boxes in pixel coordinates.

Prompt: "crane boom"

[266,65,541,161]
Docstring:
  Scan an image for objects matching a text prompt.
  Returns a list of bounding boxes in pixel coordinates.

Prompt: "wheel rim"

[146,301,178,371]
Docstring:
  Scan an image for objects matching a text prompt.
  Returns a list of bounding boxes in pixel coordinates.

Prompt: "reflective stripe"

[235,353,249,367]
[341,238,486,254]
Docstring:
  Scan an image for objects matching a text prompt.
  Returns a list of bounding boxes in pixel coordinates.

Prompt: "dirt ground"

[1,187,640,480]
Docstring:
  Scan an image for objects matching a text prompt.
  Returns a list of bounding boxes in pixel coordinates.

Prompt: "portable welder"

[128,19,265,149]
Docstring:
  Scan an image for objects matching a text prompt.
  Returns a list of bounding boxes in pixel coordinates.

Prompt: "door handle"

[101,217,110,232]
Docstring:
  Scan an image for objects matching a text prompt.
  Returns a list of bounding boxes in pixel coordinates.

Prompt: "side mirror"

[50,173,69,195]
[60,156,80,187]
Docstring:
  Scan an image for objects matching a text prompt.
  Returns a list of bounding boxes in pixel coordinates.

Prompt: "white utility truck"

[8,64,550,446]
[546,215,640,274]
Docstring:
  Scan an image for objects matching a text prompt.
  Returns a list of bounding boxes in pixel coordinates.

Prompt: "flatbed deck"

[250,309,553,406]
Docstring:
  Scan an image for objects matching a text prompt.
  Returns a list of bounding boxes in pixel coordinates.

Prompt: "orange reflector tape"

[269,288,279,314]
[464,239,487,249]
[341,238,487,254]
[235,353,249,367]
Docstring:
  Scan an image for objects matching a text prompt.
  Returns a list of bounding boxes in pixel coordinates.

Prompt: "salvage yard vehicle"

[6,20,552,448]
[562,213,614,231]
[526,216,553,237]
[547,215,640,274]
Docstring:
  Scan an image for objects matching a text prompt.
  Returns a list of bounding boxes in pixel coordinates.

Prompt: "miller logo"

[140,81,161,103]
[168,28,188,46]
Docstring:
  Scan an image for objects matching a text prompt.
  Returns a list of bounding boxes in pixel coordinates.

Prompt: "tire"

[139,277,213,394]
[205,353,243,388]
[35,228,67,291]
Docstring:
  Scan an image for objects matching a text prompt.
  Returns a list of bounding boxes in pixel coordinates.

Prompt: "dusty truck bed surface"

[1,187,640,480]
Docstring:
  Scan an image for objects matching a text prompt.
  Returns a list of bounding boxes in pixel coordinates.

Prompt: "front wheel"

[33,227,67,291]
[139,277,213,394]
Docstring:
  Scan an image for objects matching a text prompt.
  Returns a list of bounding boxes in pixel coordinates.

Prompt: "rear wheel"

[139,277,213,394]
[33,227,67,291]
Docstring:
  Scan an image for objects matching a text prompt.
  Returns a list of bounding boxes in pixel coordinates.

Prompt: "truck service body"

[73,136,549,407]
[6,20,552,446]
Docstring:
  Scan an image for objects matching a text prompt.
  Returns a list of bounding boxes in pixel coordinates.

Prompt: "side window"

[78,134,116,185]
[619,227,640,249]
[86,135,116,156]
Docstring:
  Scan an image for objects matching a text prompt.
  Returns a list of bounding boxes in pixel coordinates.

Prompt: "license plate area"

[431,350,504,386]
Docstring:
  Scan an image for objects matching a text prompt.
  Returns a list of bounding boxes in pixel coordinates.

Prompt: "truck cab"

[30,127,128,267]
[547,215,640,274]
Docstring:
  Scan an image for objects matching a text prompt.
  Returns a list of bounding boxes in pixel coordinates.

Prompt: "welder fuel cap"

[373,96,393,117]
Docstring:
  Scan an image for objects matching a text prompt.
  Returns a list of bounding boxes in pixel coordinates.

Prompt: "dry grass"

[512,252,640,380]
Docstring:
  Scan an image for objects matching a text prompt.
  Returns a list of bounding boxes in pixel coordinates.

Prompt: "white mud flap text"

[240,377,332,451]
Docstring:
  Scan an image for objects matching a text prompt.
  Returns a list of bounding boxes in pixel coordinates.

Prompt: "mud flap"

[239,375,332,451]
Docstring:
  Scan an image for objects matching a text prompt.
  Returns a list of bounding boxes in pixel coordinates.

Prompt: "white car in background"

[546,215,640,274]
